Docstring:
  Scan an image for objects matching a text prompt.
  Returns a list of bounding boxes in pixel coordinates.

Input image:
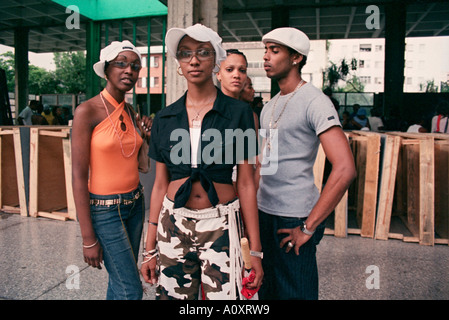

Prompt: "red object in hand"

[241,269,259,299]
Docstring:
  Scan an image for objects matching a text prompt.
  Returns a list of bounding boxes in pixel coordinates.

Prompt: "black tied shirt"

[149,88,258,208]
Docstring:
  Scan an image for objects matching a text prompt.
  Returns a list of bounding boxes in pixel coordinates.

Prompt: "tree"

[28,65,59,95]
[339,75,365,93]
[53,51,86,94]
[324,58,366,93]
[419,79,438,93]
[0,52,15,92]
[0,51,87,95]
[441,82,449,93]
[0,51,59,95]
[324,58,358,90]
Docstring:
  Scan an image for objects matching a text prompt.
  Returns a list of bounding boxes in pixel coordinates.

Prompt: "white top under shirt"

[190,127,201,168]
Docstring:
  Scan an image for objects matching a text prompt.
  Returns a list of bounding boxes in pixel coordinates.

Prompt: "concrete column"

[14,27,29,118]
[269,6,290,97]
[85,21,101,100]
[383,3,406,118]
[166,0,221,105]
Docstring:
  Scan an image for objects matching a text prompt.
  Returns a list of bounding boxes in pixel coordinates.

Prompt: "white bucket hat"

[262,27,310,56]
[93,40,142,79]
[165,23,227,71]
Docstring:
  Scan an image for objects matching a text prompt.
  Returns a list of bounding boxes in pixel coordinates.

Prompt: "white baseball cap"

[165,23,227,71]
[262,27,310,56]
[93,40,142,79]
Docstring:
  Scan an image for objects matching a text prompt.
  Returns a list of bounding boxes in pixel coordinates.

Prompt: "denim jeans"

[90,185,144,300]
[258,210,325,300]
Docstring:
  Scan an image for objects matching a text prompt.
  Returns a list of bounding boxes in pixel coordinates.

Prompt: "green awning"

[51,0,167,21]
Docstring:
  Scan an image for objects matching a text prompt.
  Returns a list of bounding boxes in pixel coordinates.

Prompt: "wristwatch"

[301,222,315,236]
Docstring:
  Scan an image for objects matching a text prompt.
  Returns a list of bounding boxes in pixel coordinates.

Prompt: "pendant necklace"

[100,93,137,158]
[187,93,216,128]
[267,79,306,150]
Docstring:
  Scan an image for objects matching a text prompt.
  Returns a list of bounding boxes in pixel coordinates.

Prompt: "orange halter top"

[88,89,143,195]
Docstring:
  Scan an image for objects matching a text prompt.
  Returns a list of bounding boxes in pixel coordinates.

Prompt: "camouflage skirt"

[156,195,244,300]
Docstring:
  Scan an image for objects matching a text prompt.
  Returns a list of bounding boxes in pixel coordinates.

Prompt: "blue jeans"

[90,185,144,300]
[258,210,325,300]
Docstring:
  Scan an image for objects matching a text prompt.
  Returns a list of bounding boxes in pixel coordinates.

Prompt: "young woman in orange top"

[71,40,152,300]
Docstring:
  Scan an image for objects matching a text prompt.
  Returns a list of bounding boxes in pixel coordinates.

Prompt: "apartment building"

[131,36,449,103]
[134,46,166,95]
[327,36,449,93]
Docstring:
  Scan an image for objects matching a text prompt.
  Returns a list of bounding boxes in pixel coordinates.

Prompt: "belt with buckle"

[163,195,240,220]
[90,188,143,207]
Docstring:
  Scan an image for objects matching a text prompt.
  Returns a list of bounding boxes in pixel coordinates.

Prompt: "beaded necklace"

[100,92,137,158]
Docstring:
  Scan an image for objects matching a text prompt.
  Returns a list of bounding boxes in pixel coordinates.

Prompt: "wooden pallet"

[434,134,449,245]
[310,131,448,246]
[0,127,28,216]
[386,132,435,246]
[375,134,401,240]
[348,131,381,238]
[29,127,76,221]
[314,139,349,238]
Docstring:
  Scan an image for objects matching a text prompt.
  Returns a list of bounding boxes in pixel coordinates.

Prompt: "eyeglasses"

[108,60,142,72]
[176,49,215,62]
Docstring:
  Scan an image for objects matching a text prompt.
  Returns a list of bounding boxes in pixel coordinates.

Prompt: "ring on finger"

[287,241,294,248]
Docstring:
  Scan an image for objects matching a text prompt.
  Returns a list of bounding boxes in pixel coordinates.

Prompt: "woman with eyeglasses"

[140,24,263,300]
[71,40,152,300]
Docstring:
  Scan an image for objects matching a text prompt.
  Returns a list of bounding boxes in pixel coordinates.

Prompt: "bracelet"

[142,248,158,257]
[141,254,157,265]
[141,248,158,265]
[149,222,158,227]
[250,250,263,259]
[301,223,315,236]
[83,239,98,249]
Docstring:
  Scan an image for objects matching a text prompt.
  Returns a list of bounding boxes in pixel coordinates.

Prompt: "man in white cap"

[256,27,356,300]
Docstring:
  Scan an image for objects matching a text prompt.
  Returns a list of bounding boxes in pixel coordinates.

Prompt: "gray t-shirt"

[257,83,341,218]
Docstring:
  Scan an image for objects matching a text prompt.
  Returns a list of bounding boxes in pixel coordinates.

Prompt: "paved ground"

[1,212,448,301]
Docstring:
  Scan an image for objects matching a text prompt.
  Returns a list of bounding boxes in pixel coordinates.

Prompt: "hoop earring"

[177,66,184,76]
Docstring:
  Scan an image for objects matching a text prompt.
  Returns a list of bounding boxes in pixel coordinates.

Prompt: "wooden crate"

[314,141,349,238]
[375,134,401,240]
[0,127,27,216]
[348,131,381,238]
[29,127,76,221]
[316,131,448,246]
[389,132,435,246]
[434,135,449,245]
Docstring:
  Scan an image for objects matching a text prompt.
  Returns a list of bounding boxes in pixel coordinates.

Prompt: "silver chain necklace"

[267,80,306,150]
[187,94,216,128]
